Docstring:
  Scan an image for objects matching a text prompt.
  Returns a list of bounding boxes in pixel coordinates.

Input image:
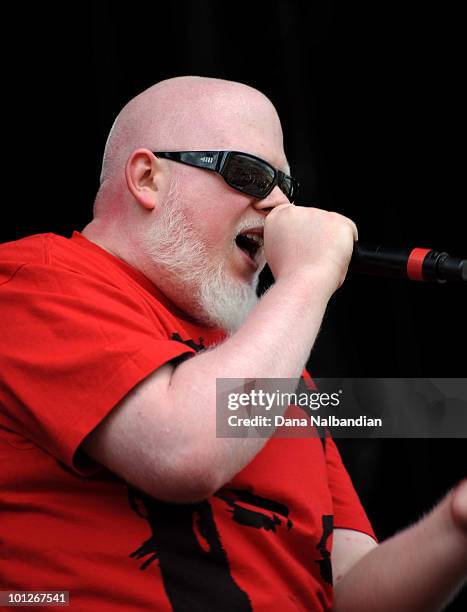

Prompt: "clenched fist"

[264,204,358,295]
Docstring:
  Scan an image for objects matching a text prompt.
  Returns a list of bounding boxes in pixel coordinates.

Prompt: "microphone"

[350,243,467,282]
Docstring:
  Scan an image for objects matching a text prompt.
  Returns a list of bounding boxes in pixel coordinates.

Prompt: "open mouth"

[235,230,264,264]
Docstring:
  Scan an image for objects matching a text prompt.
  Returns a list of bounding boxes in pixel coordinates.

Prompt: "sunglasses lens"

[279,175,293,201]
[224,154,275,197]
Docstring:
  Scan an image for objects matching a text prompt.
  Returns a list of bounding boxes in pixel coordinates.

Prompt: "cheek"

[177,173,223,219]
[183,199,236,239]
[175,172,248,249]
[201,218,235,254]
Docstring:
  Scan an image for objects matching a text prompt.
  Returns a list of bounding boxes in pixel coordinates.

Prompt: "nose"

[251,185,291,215]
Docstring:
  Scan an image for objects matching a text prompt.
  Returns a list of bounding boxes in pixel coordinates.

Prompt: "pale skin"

[81,77,466,610]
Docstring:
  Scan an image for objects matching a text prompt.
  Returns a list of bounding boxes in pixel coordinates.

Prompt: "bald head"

[100,76,284,185]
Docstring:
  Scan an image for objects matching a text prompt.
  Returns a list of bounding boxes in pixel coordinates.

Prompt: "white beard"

[140,185,260,333]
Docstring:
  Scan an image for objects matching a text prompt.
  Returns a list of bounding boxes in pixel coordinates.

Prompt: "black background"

[3,1,466,607]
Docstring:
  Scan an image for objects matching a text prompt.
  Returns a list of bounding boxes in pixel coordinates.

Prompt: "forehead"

[159,88,289,171]
[206,94,287,168]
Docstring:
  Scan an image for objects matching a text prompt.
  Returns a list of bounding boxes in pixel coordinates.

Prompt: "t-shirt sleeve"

[325,436,377,541]
[0,262,194,475]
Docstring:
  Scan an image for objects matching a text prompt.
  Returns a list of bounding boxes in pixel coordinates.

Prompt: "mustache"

[234,218,265,237]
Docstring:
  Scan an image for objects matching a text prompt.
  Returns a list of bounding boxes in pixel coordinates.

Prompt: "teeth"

[243,233,264,247]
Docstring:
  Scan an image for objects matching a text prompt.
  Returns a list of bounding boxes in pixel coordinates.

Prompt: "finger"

[451,479,467,532]
[351,221,358,242]
[338,214,358,242]
[268,203,294,217]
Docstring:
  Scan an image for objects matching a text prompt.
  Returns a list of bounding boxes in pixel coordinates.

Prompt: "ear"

[125,149,161,210]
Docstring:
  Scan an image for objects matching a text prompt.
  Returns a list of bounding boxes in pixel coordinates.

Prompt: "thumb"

[451,479,467,533]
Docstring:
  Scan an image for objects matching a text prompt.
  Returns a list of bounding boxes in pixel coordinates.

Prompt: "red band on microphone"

[407,248,432,281]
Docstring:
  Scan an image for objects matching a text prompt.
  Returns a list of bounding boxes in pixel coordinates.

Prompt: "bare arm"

[333,480,467,612]
[82,205,357,502]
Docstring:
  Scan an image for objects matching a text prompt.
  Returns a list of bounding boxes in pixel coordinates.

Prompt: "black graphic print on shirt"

[128,485,334,609]
[171,332,206,353]
[128,488,252,611]
[315,514,334,585]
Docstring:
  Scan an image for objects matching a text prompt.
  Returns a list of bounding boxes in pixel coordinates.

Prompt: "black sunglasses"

[153,151,299,203]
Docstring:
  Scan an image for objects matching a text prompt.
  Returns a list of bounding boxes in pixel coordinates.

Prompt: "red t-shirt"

[0,232,375,611]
